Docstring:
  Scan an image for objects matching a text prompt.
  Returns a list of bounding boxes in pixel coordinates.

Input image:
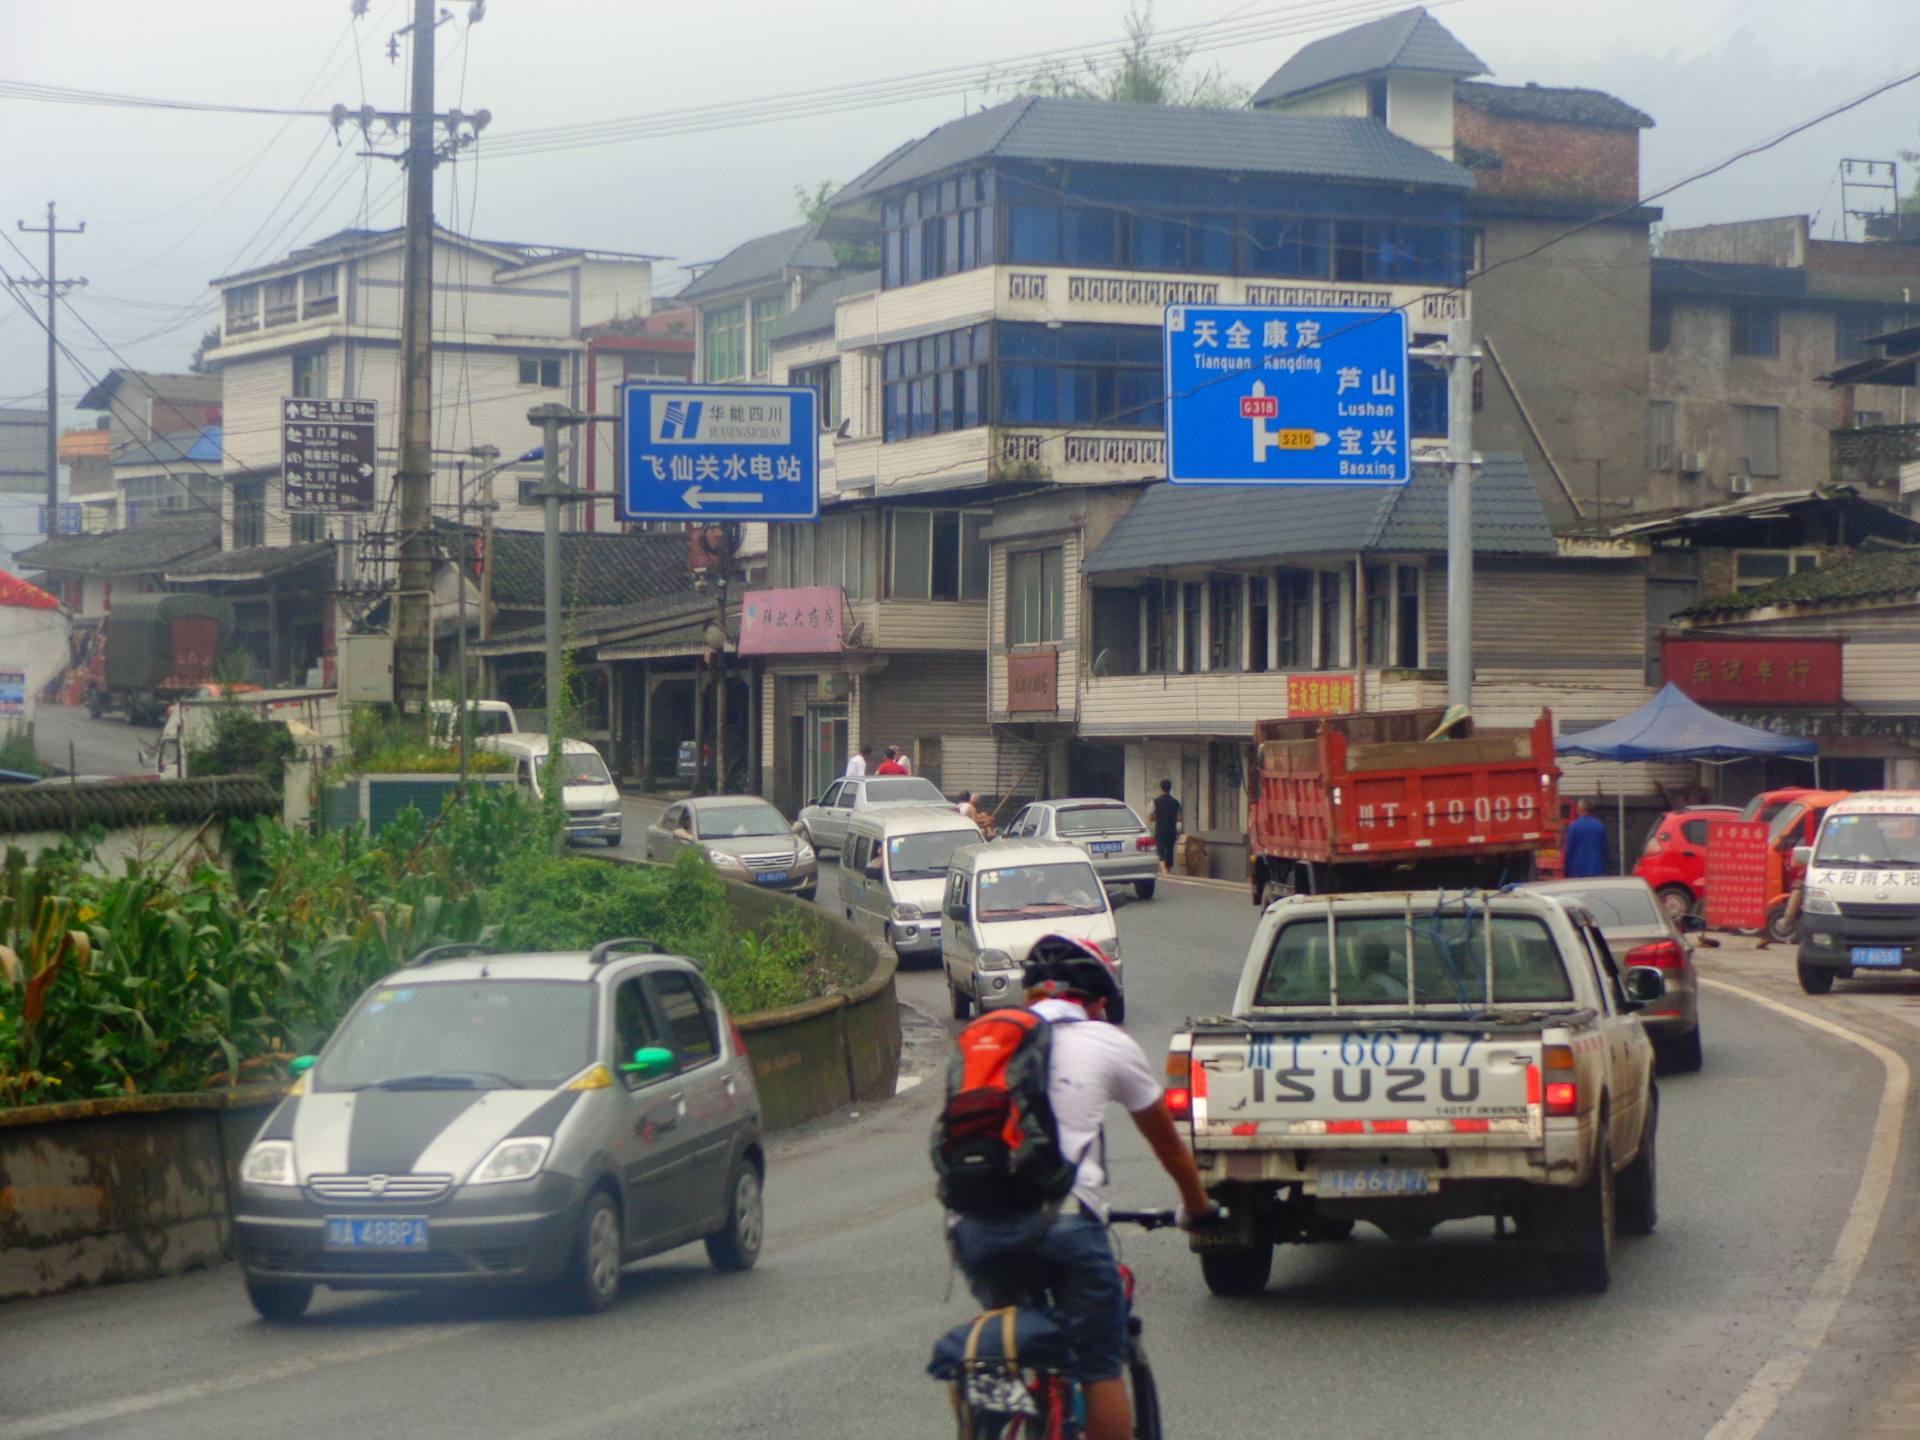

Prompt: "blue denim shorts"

[948,1209,1127,1383]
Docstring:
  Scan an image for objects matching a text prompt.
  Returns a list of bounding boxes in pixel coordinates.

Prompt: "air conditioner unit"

[1677,451,1707,475]
[1728,473,1754,495]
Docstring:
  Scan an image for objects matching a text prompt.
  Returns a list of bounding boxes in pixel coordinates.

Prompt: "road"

[28,703,157,778]
[5,845,1920,1439]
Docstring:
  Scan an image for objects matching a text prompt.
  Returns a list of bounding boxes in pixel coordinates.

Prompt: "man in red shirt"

[874,746,908,776]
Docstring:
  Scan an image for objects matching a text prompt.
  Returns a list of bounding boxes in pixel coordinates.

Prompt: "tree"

[794,181,879,267]
[189,325,222,375]
[997,2,1248,109]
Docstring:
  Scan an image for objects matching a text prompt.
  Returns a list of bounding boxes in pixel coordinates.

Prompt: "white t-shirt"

[1032,998,1162,1216]
[844,753,867,778]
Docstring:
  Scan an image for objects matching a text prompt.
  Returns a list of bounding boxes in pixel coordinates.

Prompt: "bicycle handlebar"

[1106,1206,1230,1231]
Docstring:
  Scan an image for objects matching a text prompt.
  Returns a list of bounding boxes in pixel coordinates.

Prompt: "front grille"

[741,850,795,870]
[245,1244,526,1277]
[1837,901,1920,922]
[307,1173,452,1202]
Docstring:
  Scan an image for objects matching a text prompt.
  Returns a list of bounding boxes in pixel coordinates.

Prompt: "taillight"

[1165,1051,1193,1119]
[1136,836,1156,851]
[1165,1086,1193,1118]
[1624,939,1684,970]
[1542,1043,1577,1116]
[729,1018,749,1059]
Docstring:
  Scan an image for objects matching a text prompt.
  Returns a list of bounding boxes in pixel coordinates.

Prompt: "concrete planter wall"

[318,773,516,832]
[0,873,900,1302]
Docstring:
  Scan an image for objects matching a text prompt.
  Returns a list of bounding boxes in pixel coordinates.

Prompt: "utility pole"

[1444,316,1481,710]
[528,405,587,746]
[392,0,439,716]
[695,523,740,795]
[14,203,85,533]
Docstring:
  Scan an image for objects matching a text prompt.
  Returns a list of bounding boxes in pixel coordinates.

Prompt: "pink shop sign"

[738,586,846,655]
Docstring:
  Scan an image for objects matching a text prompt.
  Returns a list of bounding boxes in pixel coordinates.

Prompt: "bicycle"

[931,1208,1178,1440]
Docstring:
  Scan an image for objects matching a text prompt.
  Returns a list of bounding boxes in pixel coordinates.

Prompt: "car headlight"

[891,902,924,922]
[795,841,816,863]
[1802,887,1840,914]
[240,1139,298,1187]
[708,850,746,871]
[467,1136,552,1186]
[1105,937,1121,963]
[978,947,1016,970]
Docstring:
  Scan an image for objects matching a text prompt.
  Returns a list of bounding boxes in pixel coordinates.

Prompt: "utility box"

[339,633,395,704]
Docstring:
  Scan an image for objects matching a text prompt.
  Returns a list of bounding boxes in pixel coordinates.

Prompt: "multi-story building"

[70,369,223,519]
[581,308,696,533]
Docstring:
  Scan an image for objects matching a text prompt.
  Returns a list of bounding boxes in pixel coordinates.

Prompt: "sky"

[3,0,1918,561]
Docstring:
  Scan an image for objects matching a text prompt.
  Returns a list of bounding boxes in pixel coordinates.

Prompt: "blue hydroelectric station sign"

[621,383,819,521]
[1163,305,1410,486]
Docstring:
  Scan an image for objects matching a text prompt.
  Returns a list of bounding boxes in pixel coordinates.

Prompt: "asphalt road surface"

[5,856,1919,1440]
[27,703,157,778]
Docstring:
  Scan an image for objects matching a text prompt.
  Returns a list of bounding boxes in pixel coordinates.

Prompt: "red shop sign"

[1663,636,1843,707]
[1287,673,1356,719]
[1008,651,1059,713]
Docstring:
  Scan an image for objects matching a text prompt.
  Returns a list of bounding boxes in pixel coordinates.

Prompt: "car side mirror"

[619,1046,675,1083]
[289,1054,317,1078]
[1792,845,1813,868]
[1678,912,1708,933]
[1623,966,1666,1009]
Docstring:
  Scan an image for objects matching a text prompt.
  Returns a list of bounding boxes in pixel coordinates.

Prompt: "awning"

[1557,683,1818,762]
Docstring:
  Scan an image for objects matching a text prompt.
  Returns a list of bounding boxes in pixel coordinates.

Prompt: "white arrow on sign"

[682,486,764,510]
[357,463,374,477]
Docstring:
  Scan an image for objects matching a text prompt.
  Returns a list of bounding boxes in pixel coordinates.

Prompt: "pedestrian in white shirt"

[845,744,870,778]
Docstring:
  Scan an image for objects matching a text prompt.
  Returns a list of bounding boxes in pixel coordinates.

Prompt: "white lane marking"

[894,1073,924,1094]
[1700,977,1910,1440]
[518,1341,840,1440]
[1157,874,1246,893]
[0,1323,472,1439]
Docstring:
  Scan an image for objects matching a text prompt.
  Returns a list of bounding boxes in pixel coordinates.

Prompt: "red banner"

[738,586,844,655]
[1007,651,1058,713]
[1703,817,1770,932]
[1664,636,1843,707]
[1288,673,1357,719]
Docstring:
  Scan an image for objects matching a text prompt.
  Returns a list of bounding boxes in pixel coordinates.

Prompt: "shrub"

[187,707,297,788]
[0,724,41,778]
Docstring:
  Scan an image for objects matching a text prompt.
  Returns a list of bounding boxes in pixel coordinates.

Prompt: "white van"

[1794,790,1920,994]
[840,806,982,964]
[940,839,1123,1022]
[477,733,622,846]
[428,699,518,746]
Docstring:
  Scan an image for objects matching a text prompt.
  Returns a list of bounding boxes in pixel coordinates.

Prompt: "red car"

[1634,805,1740,919]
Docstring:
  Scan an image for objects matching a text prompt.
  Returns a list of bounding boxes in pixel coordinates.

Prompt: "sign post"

[282,397,378,513]
[621,384,819,522]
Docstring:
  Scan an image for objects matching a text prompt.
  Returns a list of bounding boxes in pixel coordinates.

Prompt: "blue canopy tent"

[1556,684,1818,871]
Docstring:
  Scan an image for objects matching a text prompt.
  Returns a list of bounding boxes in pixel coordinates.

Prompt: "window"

[703,305,745,382]
[1317,570,1344,668]
[518,356,561,388]
[612,978,664,1085]
[1366,76,1389,119]
[1856,410,1885,429]
[302,266,339,319]
[752,294,785,375]
[793,360,841,428]
[1730,303,1778,358]
[1277,572,1314,669]
[291,513,325,543]
[1245,217,1330,279]
[1410,363,1447,439]
[773,511,874,598]
[1142,582,1170,673]
[882,324,988,440]
[1248,576,1270,673]
[645,971,718,1065]
[1736,404,1780,477]
[997,322,1163,430]
[264,276,298,326]
[882,171,994,288]
[1177,581,1202,674]
[1333,221,1461,284]
[1649,295,1671,353]
[291,350,327,399]
[1395,566,1420,668]
[886,508,987,601]
[518,478,539,507]
[1680,818,1711,847]
[224,286,258,335]
[1836,308,1886,363]
[1648,400,1676,471]
[1008,548,1064,645]
[233,478,265,549]
[1364,564,1393,666]
[1733,550,1820,591]
[1208,576,1242,671]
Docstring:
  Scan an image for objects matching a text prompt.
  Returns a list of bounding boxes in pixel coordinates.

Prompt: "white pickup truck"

[1169,890,1665,1295]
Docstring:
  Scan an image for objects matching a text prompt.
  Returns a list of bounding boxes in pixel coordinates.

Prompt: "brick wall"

[1454,105,1640,204]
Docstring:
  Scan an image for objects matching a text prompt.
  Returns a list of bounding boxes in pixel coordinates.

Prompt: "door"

[610,973,695,1245]
[814,779,853,848]
[648,803,684,862]
[841,833,871,929]
[806,703,848,800]
[943,868,977,994]
[643,969,736,1233]
[1581,926,1646,1162]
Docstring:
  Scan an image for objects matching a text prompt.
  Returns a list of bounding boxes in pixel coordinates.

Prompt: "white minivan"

[840,806,982,964]
[477,733,623,846]
[941,840,1124,1022]
[1794,790,1920,994]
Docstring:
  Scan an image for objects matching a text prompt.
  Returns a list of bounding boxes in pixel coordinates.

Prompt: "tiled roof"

[678,225,840,302]
[1455,81,1653,130]
[1252,7,1487,108]
[831,95,1471,206]
[1652,257,1807,299]
[10,513,219,577]
[74,369,220,414]
[166,540,333,582]
[0,775,280,836]
[474,524,692,611]
[768,270,880,344]
[1681,546,1920,617]
[475,589,723,654]
[1083,453,1553,574]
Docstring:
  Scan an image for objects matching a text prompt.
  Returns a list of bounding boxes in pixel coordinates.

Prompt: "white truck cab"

[1794,790,1920,994]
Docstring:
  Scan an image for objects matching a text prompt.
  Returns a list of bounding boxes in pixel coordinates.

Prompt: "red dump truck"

[1247,706,1560,904]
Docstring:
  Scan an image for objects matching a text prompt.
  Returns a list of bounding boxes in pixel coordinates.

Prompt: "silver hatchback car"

[1001,798,1160,899]
[234,940,764,1320]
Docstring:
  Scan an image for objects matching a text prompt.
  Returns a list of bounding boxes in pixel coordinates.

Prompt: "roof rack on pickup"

[406,943,499,967]
[588,937,663,966]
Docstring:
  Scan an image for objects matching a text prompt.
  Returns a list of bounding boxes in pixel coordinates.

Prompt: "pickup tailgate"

[1188,1026,1545,1149]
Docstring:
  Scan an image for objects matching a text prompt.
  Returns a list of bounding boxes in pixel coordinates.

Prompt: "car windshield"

[976,862,1106,919]
[865,778,944,804]
[558,750,612,787]
[887,828,975,880]
[1255,913,1574,1009]
[1767,803,1808,845]
[1814,812,1920,868]
[471,710,514,737]
[314,980,595,1091]
[1540,884,1661,930]
[1053,803,1143,836]
[696,803,790,839]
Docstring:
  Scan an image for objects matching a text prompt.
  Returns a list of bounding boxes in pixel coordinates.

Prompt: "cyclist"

[946,936,1218,1440]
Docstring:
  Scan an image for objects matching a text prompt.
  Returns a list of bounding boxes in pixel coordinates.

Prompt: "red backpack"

[931,1008,1080,1217]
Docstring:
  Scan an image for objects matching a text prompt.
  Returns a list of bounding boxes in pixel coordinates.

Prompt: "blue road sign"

[621,383,819,522]
[1164,305,1410,486]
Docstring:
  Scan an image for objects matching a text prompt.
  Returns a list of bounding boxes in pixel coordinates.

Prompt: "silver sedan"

[647,796,819,900]
[999,798,1160,900]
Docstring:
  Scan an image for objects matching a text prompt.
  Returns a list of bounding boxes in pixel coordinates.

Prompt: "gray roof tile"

[832,95,1470,206]
[1083,453,1552,574]
[767,270,879,344]
[1454,81,1652,130]
[1681,545,1920,617]
[677,224,840,302]
[11,513,219,577]
[1252,7,1487,108]
[462,523,692,611]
